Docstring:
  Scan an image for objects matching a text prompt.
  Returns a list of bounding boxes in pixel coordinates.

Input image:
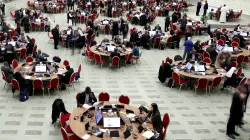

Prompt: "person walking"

[196,0,202,16]
[52,24,60,50]
[219,4,227,23]
[0,2,5,15]
[164,15,170,32]
[203,1,208,16]
[183,37,194,59]
[226,85,246,139]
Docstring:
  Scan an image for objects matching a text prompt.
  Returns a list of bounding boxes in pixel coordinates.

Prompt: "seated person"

[0,33,10,41]
[221,67,241,90]
[1,61,14,82]
[113,35,122,44]
[14,66,29,89]
[35,49,48,62]
[110,48,120,58]
[144,23,151,30]
[152,31,161,41]
[58,65,74,84]
[101,36,110,45]
[142,103,163,134]
[18,33,26,42]
[153,24,161,31]
[123,39,133,48]
[215,50,231,68]
[186,49,198,61]
[206,45,218,63]
[77,86,97,107]
[132,45,140,59]
[193,40,203,53]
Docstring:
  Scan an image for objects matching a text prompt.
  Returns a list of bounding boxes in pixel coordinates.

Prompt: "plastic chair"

[119,95,130,104]
[217,39,224,46]
[231,77,247,90]
[1,71,12,90]
[233,37,240,44]
[203,57,211,64]
[12,36,18,41]
[46,78,59,96]
[231,61,238,67]
[76,93,80,107]
[162,113,170,140]
[63,60,69,66]
[94,54,105,68]
[80,15,85,23]
[172,72,187,92]
[220,35,226,43]
[33,79,44,97]
[61,127,80,140]
[40,22,45,31]
[154,37,161,48]
[26,56,33,63]
[207,77,222,94]
[11,79,20,97]
[194,78,209,96]
[110,56,120,68]
[231,41,239,48]
[19,48,27,61]
[12,59,18,69]
[99,92,110,101]
[60,113,74,134]
[91,34,95,41]
[31,22,37,31]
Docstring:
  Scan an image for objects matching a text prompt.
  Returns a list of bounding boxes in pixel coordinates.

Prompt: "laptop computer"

[103,117,120,128]
[35,65,47,73]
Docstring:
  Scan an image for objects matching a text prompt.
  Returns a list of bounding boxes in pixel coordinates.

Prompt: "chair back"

[233,37,240,43]
[126,53,134,62]
[220,35,226,43]
[69,73,76,84]
[26,56,33,63]
[172,72,180,83]
[222,28,227,33]
[20,48,27,57]
[195,26,200,33]
[239,77,247,86]
[166,37,172,43]
[1,71,6,81]
[162,113,170,140]
[203,57,211,63]
[33,79,43,89]
[119,95,130,104]
[12,59,18,69]
[59,113,67,128]
[63,60,69,66]
[11,79,20,90]
[94,54,102,62]
[40,22,45,28]
[212,33,217,40]
[231,41,239,48]
[161,60,164,69]
[12,36,18,41]
[237,67,243,77]
[203,51,210,58]
[31,22,36,28]
[33,45,37,54]
[154,37,161,45]
[78,64,82,74]
[217,39,224,45]
[105,24,110,31]
[76,93,80,104]
[196,78,208,88]
[211,77,222,87]
[99,92,110,101]
[236,55,244,65]
[200,42,206,47]
[111,56,120,66]
[49,78,59,88]
[91,34,95,41]
[165,57,169,63]
[231,61,238,67]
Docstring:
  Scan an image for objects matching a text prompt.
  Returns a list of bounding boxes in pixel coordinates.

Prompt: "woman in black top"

[143,103,163,133]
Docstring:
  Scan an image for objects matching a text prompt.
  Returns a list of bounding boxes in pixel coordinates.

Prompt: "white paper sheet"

[142,131,154,139]
[81,134,90,140]
[83,104,92,109]
[25,76,31,79]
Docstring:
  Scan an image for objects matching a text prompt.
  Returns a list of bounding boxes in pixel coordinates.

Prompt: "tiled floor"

[0,0,250,140]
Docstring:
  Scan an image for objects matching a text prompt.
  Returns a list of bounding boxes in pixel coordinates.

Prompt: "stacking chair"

[194,78,208,96]
[207,77,222,94]
[33,79,44,97]
[99,92,110,101]
[1,71,12,90]
[46,78,59,96]
[110,56,120,68]
[162,113,170,140]
[12,59,18,69]
[119,95,130,104]
[64,73,76,94]
[171,72,187,92]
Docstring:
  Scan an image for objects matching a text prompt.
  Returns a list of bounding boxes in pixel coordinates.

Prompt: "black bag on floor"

[19,88,29,102]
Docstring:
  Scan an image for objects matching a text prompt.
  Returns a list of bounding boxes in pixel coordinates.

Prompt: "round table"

[14,62,66,81]
[90,44,133,57]
[172,61,226,80]
[69,101,153,140]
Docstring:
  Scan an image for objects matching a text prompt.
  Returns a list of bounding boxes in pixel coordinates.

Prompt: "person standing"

[183,37,194,59]
[0,2,5,15]
[226,85,246,139]
[243,79,250,112]
[67,0,73,11]
[52,24,60,50]
[196,0,202,16]
[219,4,227,23]
[203,1,208,16]
[164,15,170,32]
[22,15,30,33]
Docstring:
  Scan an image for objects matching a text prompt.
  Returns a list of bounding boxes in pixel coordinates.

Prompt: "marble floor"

[0,0,250,140]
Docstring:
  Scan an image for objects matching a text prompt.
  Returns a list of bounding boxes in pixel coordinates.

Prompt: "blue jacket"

[184,40,194,51]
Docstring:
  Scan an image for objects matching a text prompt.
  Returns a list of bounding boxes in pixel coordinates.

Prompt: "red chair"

[203,51,210,59]
[200,42,206,47]
[33,79,44,97]
[154,37,161,48]
[40,22,45,31]
[194,78,209,96]
[26,56,33,63]
[207,77,222,94]
[99,92,110,101]
[1,71,12,90]
[213,33,217,40]
[243,56,249,63]
[193,26,200,35]
[48,32,53,42]
[12,36,18,41]
[222,28,227,33]
[203,57,211,63]
[31,38,36,44]
[60,113,74,134]
[94,54,105,68]
[86,50,95,62]
[77,64,82,75]
[220,35,226,43]
[122,53,133,66]
[162,113,170,140]
[33,45,37,55]
[104,24,110,34]
[231,61,238,67]
[46,78,59,96]
[12,59,18,69]
[11,79,20,97]
[63,60,69,66]
[196,21,201,24]
[236,55,245,66]
[217,39,224,46]
[236,67,243,77]
[165,57,169,63]
[61,127,80,140]
[172,72,187,92]
[80,15,85,23]
[91,34,95,41]
[31,22,37,31]
[110,56,120,68]
[119,95,130,104]
[19,48,27,61]
[231,41,239,48]
[233,37,240,44]
[231,77,247,90]
[65,73,76,94]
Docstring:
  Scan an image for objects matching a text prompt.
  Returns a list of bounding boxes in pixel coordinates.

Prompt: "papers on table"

[216,44,223,51]
[103,21,109,25]
[187,22,192,26]
[24,66,30,69]
[81,134,90,140]
[8,41,16,46]
[35,19,41,23]
[67,30,71,35]
[226,67,236,78]
[142,131,154,139]
[83,104,92,109]
[149,31,156,36]
[25,76,31,79]
[107,46,116,52]
[155,6,160,10]
[223,46,234,52]
[194,65,205,72]
[127,113,136,118]
[185,62,192,70]
[99,129,106,133]
[240,32,248,37]
[57,68,64,74]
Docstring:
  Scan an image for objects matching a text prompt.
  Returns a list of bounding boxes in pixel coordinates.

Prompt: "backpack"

[75,72,80,80]
[53,56,61,63]
[19,88,29,102]
[167,78,173,87]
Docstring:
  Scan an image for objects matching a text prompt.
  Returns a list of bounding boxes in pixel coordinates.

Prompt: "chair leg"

[48,88,50,96]
[206,87,208,97]
[2,82,6,90]
[195,88,197,96]
[72,84,75,90]
[43,88,44,97]
[208,86,211,94]
[33,89,34,96]
[178,84,182,92]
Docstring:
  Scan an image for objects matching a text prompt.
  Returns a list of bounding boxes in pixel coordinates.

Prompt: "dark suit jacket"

[26,42,34,55]
[110,51,120,58]
[130,32,139,42]
[186,53,198,61]
[229,92,244,124]
[78,91,97,106]
[62,68,74,84]
[52,27,60,39]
